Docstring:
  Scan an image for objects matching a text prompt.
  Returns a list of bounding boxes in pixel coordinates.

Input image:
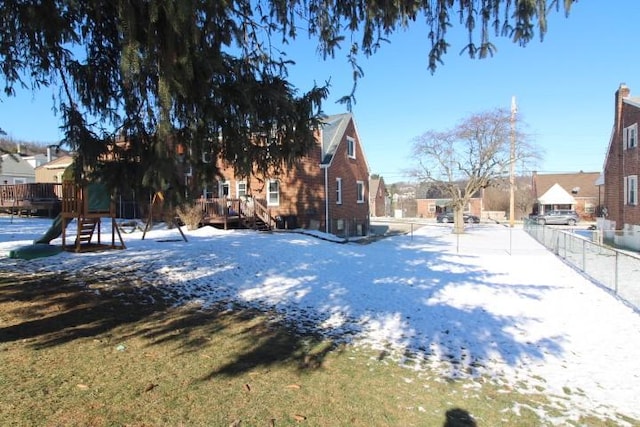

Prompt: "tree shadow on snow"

[0,226,568,381]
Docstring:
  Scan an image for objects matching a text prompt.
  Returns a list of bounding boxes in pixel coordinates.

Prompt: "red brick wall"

[324,119,370,236]
[370,179,387,217]
[214,142,325,229]
[210,118,370,235]
[604,85,640,229]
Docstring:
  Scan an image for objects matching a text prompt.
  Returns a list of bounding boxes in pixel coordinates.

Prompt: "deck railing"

[198,197,243,217]
[196,197,273,229]
[0,183,62,208]
[252,198,273,228]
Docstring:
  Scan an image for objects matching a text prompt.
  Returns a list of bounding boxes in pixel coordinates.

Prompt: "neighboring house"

[414,184,483,219]
[0,152,47,184]
[369,176,388,217]
[531,171,601,220]
[35,154,74,183]
[603,83,640,231]
[209,113,371,237]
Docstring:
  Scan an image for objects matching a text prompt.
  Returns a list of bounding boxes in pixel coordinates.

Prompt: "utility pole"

[509,96,517,227]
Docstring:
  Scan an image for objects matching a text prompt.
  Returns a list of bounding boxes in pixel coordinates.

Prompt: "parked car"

[535,210,580,226]
[436,212,480,224]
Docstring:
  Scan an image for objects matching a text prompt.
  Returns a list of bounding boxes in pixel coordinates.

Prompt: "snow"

[1,216,639,423]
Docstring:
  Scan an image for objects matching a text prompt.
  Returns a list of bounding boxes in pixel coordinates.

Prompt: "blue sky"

[1,2,638,183]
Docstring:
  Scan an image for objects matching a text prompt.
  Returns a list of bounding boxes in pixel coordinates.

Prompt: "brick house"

[414,183,483,219]
[531,171,602,220]
[369,176,388,217]
[415,197,483,219]
[603,83,640,230]
[205,113,371,237]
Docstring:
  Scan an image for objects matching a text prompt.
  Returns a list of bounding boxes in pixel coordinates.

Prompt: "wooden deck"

[0,184,275,232]
[198,197,273,230]
[0,183,62,213]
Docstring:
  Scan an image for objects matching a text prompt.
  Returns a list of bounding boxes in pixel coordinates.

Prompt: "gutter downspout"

[321,164,329,233]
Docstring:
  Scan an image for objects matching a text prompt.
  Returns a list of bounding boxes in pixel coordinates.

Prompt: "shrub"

[176,202,204,230]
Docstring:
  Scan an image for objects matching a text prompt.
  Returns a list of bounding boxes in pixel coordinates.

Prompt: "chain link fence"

[524,221,640,311]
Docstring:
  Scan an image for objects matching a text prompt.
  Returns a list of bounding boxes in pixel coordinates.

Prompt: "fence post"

[615,251,619,295]
[582,238,586,272]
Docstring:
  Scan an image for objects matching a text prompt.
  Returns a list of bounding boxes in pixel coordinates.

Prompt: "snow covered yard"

[1,217,639,423]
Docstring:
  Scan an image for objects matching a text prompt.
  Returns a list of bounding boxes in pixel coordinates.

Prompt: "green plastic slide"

[34,213,66,244]
[9,243,63,260]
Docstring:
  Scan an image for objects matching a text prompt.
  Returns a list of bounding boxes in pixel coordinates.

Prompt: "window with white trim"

[267,180,280,206]
[625,175,638,205]
[356,180,365,203]
[237,181,247,198]
[218,180,230,198]
[203,185,215,200]
[624,123,638,149]
[336,178,342,204]
[347,137,356,159]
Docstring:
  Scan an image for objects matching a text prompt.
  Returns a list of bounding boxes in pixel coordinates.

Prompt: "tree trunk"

[453,208,465,234]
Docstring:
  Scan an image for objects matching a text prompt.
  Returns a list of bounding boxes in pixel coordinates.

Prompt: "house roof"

[538,183,576,205]
[533,172,601,200]
[321,113,352,164]
[35,154,74,170]
[624,96,640,109]
[1,153,45,176]
[319,113,371,173]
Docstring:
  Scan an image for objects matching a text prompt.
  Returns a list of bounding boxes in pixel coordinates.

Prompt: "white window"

[237,181,247,198]
[347,137,356,159]
[202,185,215,200]
[336,178,342,204]
[624,123,638,149]
[267,180,280,206]
[218,180,230,198]
[356,181,365,203]
[625,175,638,206]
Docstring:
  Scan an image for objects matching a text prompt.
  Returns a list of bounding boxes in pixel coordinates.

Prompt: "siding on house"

[603,84,640,229]
[35,155,74,183]
[1,153,47,184]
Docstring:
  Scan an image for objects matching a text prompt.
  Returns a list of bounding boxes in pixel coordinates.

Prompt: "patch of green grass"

[0,268,636,426]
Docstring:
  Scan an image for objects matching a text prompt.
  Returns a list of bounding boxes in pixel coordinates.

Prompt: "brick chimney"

[615,83,631,134]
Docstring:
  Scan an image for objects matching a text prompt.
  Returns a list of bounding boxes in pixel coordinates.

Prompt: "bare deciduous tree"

[410,108,539,233]
[483,176,537,221]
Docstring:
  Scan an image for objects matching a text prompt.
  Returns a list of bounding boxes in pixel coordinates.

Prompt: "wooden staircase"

[75,217,99,248]
[244,215,271,231]
[248,198,274,231]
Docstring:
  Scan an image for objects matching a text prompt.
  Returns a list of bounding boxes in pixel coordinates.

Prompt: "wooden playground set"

[2,181,126,255]
[3,179,273,259]
[57,181,126,252]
